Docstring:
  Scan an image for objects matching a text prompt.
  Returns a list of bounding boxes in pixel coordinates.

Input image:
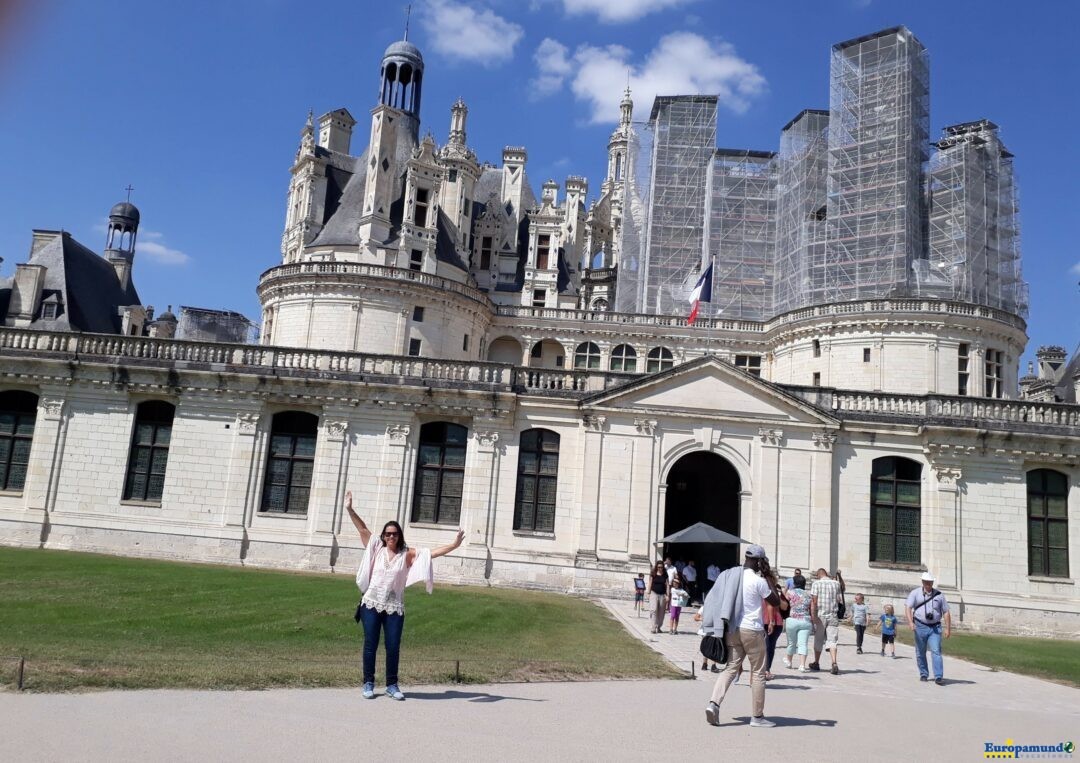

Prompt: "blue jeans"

[359,604,405,686]
[914,622,943,679]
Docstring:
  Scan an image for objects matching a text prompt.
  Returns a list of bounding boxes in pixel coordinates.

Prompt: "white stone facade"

[0,330,1077,636]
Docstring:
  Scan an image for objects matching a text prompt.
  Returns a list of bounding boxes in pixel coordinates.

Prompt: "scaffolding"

[176,306,259,344]
[924,120,1028,317]
[617,96,718,315]
[708,149,776,321]
[612,118,652,313]
[773,109,829,315]
[822,27,929,304]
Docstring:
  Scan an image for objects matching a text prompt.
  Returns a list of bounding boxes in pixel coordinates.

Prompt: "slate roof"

[0,231,141,333]
[308,150,368,248]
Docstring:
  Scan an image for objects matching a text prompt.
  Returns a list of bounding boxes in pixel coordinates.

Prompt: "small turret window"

[614,153,623,181]
[480,236,493,270]
[537,234,550,270]
[414,188,430,227]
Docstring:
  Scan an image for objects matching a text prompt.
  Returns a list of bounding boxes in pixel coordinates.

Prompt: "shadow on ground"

[403,690,546,703]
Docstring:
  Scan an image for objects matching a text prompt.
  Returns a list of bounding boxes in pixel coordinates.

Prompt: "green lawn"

[891,627,1080,688]
[0,547,678,691]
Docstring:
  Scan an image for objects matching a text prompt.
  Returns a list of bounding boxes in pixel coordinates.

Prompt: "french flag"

[687,263,713,326]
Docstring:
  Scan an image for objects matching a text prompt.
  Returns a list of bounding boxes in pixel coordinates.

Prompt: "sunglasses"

[383,531,400,538]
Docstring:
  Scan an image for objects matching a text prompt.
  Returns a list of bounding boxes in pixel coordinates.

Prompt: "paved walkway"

[1,601,1077,761]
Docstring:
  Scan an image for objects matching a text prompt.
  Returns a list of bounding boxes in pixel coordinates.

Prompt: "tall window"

[610,344,637,372]
[536,234,550,270]
[479,236,493,270]
[957,342,970,396]
[123,401,175,502]
[1028,469,1069,578]
[870,457,922,565]
[985,349,1004,398]
[647,347,674,373]
[532,290,547,308]
[0,390,37,492]
[574,342,600,370]
[514,429,559,533]
[412,422,467,525]
[409,249,423,271]
[261,411,318,514]
[413,187,430,227]
[734,354,762,378]
[812,339,821,358]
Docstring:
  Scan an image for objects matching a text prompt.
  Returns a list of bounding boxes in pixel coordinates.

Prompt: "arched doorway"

[664,451,741,592]
[487,336,522,365]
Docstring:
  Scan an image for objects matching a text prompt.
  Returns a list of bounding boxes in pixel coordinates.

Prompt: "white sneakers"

[705,703,777,728]
[750,717,777,728]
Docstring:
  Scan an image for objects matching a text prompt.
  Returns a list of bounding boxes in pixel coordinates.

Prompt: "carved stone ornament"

[236,412,260,433]
[582,414,607,431]
[386,424,411,443]
[474,430,500,448]
[40,398,65,417]
[758,427,784,446]
[323,420,348,439]
[634,418,658,436]
[812,430,838,450]
[934,465,963,490]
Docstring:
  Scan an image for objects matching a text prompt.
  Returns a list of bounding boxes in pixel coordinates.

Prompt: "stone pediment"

[581,355,837,426]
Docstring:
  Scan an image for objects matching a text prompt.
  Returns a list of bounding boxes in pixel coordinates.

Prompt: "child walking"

[633,573,646,616]
[851,593,870,654]
[880,604,898,657]
[669,578,689,634]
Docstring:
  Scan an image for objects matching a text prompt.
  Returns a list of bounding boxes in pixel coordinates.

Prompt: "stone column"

[314,415,350,536]
[629,418,659,563]
[810,430,837,570]
[466,423,502,550]
[755,427,784,558]
[26,395,67,513]
[928,462,963,591]
[224,410,263,530]
[573,414,606,563]
[382,423,413,527]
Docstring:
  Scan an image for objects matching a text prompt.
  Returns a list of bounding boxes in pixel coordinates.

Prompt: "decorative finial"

[306,109,313,127]
[124,184,134,202]
[404,4,411,41]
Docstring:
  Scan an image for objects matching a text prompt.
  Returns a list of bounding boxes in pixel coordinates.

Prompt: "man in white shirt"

[683,560,698,602]
[705,545,781,729]
[704,562,721,598]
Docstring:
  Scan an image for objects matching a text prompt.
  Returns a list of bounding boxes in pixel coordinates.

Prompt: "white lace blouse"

[356,535,433,615]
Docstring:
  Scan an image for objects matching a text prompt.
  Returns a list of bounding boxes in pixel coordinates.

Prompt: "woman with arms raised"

[345,490,464,700]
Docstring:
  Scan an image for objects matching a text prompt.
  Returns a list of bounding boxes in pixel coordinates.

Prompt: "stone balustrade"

[1,328,1071,429]
[257,261,493,308]
[496,297,1027,333]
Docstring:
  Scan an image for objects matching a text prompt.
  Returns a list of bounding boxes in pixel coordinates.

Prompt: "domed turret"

[109,201,140,226]
[379,37,425,118]
[104,194,140,291]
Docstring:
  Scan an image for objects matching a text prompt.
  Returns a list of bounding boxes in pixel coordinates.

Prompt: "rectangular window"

[812,339,821,358]
[413,187,430,227]
[1027,470,1070,578]
[480,236,493,270]
[411,423,468,525]
[0,391,37,492]
[532,290,547,308]
[462,334,469,352]
[260,411,318,515]
[863,347,871,363]
[412,306,424,322]
[448,169,458,182]
[957,342,969,396]
[870,457,922,565]
[408,338,422,357]
[734,354,762,378]
[536,234,550,270]
[514,429,559,533]
[123,401,175,503]
[555,355,564,368]
[42,303,57,320]
[410,249,423,272]
[985,349,1003,398]
[813,372,821,387]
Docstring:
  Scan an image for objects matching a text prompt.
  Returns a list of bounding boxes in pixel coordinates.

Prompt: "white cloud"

[531,38,573,96]
[561,0,697,23]
[536,32,767,124]
[421,0,523,66]
[136,230,190,266]
[1070,261,1080,276]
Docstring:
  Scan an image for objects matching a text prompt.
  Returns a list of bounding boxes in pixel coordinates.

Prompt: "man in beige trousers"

[705,545,781,728]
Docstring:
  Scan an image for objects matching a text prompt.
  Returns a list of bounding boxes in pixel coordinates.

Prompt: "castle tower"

[281,111,328,263]
[105,198,140,291]
[439,98,480,254]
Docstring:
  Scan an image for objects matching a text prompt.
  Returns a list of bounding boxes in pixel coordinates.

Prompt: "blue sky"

[1,0,1077,367]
